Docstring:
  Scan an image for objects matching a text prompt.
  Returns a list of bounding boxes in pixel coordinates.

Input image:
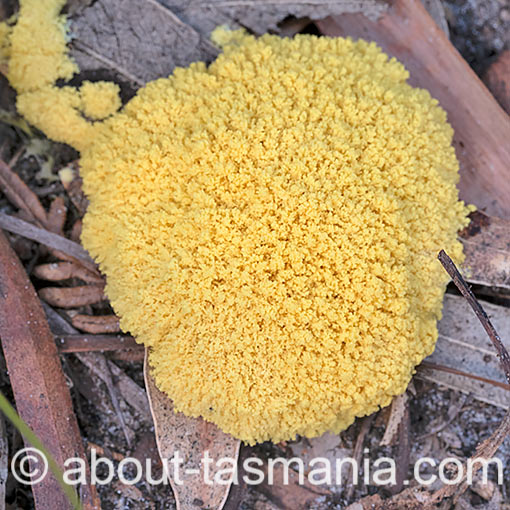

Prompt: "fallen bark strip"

[0,230,100,510]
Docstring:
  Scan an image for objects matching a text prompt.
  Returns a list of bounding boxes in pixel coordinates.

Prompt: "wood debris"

[0,230,100,510]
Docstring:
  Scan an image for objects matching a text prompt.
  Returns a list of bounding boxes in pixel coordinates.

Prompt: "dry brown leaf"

[39,284,105,307]
[144,350,241,510]
[68,0,387,89]
[0,231,100,510]
[317,0,510,219]
[33,261,103,284]
[289,432,352,487]
[461,212,510,291]
[254,458,330,509]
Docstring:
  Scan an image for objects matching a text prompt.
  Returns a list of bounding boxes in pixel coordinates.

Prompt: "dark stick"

[438,250,510,385]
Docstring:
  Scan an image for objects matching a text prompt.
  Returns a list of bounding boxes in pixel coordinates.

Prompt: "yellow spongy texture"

[77,30,472,443]
[6,0,121,151]
[79,81,122,120]
[8,0,76,93]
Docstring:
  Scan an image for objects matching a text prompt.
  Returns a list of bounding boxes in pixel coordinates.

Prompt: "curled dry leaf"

[71,314,121,334]
[0,159,48,226]
[39,284,105,308]
[144,350,240,510]
[33,261,103,284]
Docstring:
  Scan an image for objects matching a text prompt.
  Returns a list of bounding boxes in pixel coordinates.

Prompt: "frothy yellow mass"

[5,2,472,443]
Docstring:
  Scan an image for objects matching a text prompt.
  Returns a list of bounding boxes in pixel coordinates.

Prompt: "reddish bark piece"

[144,351,240,510]
[483,50,510,115]
[0,230,100,510]
[317,0,510,219]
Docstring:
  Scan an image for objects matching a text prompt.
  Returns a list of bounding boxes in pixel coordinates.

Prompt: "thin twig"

[56,334,140,353]
[438,250,510,385]
[419,360,510,391]
[0,212,96,268]
[346,414,374,500]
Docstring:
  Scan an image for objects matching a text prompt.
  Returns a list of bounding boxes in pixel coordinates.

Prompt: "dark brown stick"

[56,334,141,353]
[438,250,510,385]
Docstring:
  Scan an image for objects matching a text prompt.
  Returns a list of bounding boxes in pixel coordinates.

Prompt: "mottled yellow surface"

[6,1,120,151]
[79,81,121,120]
[5,2,472,443]
[8,0,76,93]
